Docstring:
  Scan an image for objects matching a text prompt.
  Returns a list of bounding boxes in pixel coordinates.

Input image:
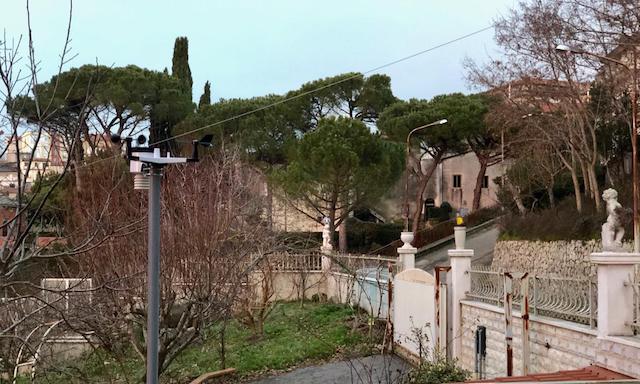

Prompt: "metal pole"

[533,276,538,316]
[632,49,639,253]
[403,120,447,232]
[147,165,162,384]
[503,273,513,377]
[404,139,411,232]
[501,127,505,189]
[589,280,595,329]
[521,274,530,376]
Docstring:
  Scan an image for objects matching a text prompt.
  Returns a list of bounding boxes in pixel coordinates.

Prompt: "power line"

[149,25,495,146]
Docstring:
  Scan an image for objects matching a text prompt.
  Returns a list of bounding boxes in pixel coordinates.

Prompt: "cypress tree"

[198,81,211,110]
[172,36,193,96]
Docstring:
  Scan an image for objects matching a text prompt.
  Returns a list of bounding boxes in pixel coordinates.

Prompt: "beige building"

[0,130,67,190]
[424,151,502,212]
[267,150,505,232]
[270,194,324,232]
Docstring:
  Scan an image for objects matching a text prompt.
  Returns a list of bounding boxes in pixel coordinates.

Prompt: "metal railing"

[468,267,597,328]
[468,267,504,305]
[331,253,396,275]
[268,252,396,273]
[270,252,323,271]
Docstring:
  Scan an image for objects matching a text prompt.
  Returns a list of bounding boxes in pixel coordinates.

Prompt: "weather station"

[110,133,213,384]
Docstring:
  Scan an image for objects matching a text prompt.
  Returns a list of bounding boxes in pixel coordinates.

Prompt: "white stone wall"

[268,271,325,301]
[491,240,634,277]
[393,269,436,359]
[269,271,389,319]
[459,300,640,379]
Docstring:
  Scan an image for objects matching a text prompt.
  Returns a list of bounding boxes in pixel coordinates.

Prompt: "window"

[482,175,489,189]
[453,174,462,188]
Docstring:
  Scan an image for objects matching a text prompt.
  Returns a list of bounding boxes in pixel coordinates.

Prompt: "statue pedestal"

[321,246,332,272]
[591,252,640,337]
[449,248,473,359]
[397,232,417,272]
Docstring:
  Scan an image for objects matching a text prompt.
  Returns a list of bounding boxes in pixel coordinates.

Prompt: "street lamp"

[404,119,448,232]
[556,43,639,252]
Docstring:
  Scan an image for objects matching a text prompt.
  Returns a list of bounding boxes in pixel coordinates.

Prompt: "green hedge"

[498,197,619,241]
[346,218,403,253]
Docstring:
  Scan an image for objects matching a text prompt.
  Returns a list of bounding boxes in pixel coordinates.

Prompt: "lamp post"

[556,44,639,253]
[404,119,448,232]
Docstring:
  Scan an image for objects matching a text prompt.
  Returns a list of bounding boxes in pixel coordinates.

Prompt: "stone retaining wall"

[459,300,640,379]
[491,240,632,277]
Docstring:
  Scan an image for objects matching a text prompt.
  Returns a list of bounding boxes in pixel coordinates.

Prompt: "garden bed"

[25,302,383,383]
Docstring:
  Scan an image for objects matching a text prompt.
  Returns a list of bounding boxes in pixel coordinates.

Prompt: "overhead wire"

[60,24,496,171]
[148,25,495,147]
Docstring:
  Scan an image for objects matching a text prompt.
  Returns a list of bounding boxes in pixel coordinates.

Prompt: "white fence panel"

[393,268,436,360]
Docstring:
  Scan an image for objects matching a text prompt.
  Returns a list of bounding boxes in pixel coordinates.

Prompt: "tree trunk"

[219,323,227,369]
[580,159,591,200]
[410,154,442,234]
[507,180,526,215]
[328,208,336,249]
[570,167,583,213]
[472,157,488,211]
[588,165,601,211]
[73,160,83,194]
[338,220,347,252]
[266,181,273,230]
[73,127,85,194]
[547,186,555,208]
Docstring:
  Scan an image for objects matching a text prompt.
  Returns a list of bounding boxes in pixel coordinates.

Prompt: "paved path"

[415,225,499,273]
[249,355,409,384]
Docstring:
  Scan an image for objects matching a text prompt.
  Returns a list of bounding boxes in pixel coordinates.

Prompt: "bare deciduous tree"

[466,0,640,213]
[66,150,276,381]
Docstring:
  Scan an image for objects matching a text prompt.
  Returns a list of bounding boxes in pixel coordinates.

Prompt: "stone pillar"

[591,252,640,337]
[397,231,417,272]
[449,226,474,360]
[321,217,333,272]
[321,248,332,272]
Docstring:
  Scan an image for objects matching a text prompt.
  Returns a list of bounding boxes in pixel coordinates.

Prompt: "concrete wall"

[459,300,640,379]
[492,240,634,277]
[268,271,390,319]
[393,269,436,359]
[269,271,326,301]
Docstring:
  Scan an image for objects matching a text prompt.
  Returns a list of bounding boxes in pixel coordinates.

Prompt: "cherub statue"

[321,216,333,251]
[601,188,625,251]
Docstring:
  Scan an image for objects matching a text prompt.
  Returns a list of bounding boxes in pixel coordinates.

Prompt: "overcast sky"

[4,1,515,102]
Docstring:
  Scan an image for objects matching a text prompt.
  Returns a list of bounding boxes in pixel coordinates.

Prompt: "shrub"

[345,218,402,252]
[498,197,620,241]
[428,202,452,223]
[403,356,470,384]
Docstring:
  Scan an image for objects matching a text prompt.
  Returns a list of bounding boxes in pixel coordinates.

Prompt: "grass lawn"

[30,302,381,383]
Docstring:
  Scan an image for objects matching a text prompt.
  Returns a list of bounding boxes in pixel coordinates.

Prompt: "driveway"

[249,354,409,384]
[416,225,499,272]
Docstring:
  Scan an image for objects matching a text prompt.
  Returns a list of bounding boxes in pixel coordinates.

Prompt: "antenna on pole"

[109,133,212,384]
